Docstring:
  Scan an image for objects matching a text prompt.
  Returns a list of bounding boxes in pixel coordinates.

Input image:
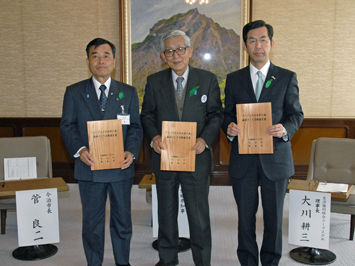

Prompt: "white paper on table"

[316,182,348,193]
[4,157,37,180]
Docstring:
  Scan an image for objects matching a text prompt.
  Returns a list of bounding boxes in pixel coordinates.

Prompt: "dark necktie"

[99,84,107,112]
[176,77,184,100]
[255,71,263,102]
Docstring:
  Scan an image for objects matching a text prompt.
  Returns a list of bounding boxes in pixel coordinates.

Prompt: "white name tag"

[117,114,130,125]
[117,105,130,125]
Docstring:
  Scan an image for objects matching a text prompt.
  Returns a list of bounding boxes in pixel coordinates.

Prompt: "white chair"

[0,136,52,234]
[306,137,355,240]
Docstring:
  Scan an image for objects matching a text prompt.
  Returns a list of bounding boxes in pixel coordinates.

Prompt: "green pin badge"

[119,92,124,100]
[265,76,276,88]
[189,86,200,96]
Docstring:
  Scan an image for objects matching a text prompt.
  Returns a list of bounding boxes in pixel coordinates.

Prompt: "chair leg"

[350,214,355,241]
[1,209,7,234]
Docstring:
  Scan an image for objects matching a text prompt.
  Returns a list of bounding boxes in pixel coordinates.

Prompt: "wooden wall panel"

[1,118,355,184]
[291,127,347,164]
[0,126,15,138]
[220,125,348,165]
[23,126,72,162]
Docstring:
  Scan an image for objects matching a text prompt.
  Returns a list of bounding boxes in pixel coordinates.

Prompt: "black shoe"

[116,264,131,266]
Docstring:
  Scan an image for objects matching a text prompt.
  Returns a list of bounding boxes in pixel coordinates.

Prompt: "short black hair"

[242,20,274,44]
[86,38,116,58]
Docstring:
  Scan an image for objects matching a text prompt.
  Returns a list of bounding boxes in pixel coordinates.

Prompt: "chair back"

[307,137,355,185]
[0,136,53,181]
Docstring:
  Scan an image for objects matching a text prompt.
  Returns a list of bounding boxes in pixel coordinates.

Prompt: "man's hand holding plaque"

[160,121,197,172]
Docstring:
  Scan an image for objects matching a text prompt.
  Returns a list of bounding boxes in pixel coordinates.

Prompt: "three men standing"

[60,19,302,266]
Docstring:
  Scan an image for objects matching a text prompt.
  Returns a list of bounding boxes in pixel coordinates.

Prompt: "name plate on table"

[237,102,273,154]
[87,119,124,171]
[16,188,60,247]
[161,121,197,172]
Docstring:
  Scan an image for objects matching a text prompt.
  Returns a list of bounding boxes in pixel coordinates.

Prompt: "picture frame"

[118,0,251,105]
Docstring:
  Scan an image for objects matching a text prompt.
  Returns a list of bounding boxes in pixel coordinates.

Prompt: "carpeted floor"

[0,184,354,265]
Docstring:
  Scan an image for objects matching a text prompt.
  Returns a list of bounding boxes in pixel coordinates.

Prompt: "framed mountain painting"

[119,0,251,106]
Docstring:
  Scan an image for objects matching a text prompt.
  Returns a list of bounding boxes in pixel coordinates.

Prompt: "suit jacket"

[60,77,143,182]
[222,62,304,181]
[140,66,224,179]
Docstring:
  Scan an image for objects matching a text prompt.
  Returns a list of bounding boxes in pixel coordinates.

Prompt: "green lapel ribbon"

[119,92,124,100]
[189,86,200,96]
[265,77,275,88]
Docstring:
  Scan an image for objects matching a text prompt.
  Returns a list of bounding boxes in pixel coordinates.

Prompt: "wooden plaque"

[161,121,197,172]
[237,102,273,154]
[87,119,124,171]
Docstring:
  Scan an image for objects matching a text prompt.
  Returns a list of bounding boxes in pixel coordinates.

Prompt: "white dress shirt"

[249,60,270,93]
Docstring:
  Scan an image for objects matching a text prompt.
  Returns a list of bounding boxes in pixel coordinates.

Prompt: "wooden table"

[0,177,69,197]
[287,179,353,200]
[138,174,155,204]
[138,174,156,189]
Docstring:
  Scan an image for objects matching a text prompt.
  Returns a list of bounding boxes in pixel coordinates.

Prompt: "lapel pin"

[265,76,276,89]
[189,86,200,96]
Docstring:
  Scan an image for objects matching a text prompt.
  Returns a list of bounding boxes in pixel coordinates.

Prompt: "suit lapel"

[241,66,257,102]
[104,80,120,119]
[181,66,199,121]
[81,79,103,120]
[160,70,180,121]
[259,62,278,101]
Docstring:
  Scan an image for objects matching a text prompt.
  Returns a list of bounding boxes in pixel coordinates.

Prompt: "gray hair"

[160,30,191,51]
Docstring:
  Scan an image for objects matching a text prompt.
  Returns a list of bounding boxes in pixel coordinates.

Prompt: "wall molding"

[1,118,354,185]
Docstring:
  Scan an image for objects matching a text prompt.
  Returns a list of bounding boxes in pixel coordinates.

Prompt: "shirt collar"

[92,76,111,90]
[92,76,111,98]
[250,60,270,78]
[172,66,189,87]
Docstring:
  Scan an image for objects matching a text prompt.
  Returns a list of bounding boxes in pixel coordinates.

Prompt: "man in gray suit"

[141,30,223,266]
[222,20,303,266]
[60,38,143,266]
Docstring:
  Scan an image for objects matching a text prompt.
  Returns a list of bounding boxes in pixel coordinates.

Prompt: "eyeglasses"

[163,47,189,57]
[247,38,270,45]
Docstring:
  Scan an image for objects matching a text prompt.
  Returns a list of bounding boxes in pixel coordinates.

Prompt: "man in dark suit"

[60,38,143,266]
[141,30,223,266]
[222,20,303,266]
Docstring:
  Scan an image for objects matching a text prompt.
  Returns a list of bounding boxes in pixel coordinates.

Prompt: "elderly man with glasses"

[141,30,223,266]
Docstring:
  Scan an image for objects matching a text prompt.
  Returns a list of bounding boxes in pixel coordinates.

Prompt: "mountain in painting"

[132,8,240,104]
